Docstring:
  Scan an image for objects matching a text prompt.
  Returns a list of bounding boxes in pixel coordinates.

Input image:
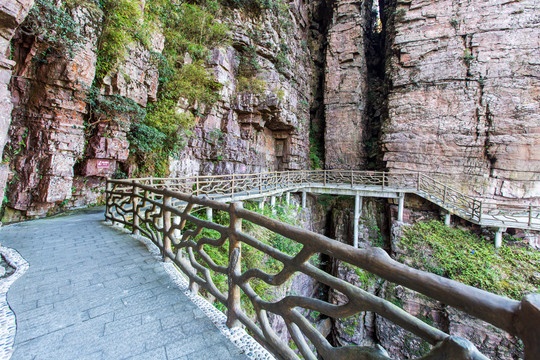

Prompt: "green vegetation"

[23,0,86,59]
[309,132,323,169]
[95,0,142,80]
[399,221,540,300]
[86,86,146,125]
[91,0,230,176]
[236,76,267,96]
[188,200,303,317]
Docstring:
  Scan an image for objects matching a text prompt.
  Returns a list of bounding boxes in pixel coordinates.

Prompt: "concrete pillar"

[301,191,307,209]
[444,212,452,226]
[285,192,290,205]
[353,194,363,248]
[259,199,265,210]
[495,228,506,248]
[270,196,276,214]
[206,207,213,222]
[397,193,405,222]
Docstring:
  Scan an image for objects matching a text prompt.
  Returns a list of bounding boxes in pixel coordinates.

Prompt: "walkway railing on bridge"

[105,174,539,360]
[124,170,539,231]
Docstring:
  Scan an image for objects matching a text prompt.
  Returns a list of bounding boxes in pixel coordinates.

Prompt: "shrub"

[22,0,85,58]
[399,220,540,300]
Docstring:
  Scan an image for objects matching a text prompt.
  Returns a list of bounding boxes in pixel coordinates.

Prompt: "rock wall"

[324,0,371,170]
[381,0,540,201]
[171,5,312,176]
[0,0,34,215]
[2,1,313,220]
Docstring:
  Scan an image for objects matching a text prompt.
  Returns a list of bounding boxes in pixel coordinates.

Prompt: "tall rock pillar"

[324,0,370,170]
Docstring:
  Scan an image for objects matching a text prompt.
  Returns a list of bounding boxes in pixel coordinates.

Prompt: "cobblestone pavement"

[0,208,250,360]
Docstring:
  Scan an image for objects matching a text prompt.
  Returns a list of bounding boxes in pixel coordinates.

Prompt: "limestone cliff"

[1,0,315,220]
[381,0,540,202]
[0,0,34,211]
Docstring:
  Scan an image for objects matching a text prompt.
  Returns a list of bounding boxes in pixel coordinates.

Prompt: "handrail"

[105,179,540,359]
[120,170,538,231]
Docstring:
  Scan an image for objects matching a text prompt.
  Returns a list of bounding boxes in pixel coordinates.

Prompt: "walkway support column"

[271,196,276,214]
[259,198,265,210]
[285,192,290,205]
[495,228,506,248]
[397,193,405,222]
[444,212,452,226]
[302,191,307,209]
[206,207,213,222]
[353,194,363,248]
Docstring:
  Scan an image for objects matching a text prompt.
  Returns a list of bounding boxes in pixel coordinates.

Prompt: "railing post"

[478,201,483,222]
[231,174,235,200]
[351,170,354,188]
[259,173,262,193]
[382,173,386,189]
[529,205,533,228]
[288,171,290,188]
[443,185,447,205]
[162,195,172,262]
[227,202,243,328]
[196,176,199,196]
[105,180,112,221]
[417,172,421,191]
[132,183,140,236]
[324,170,327,186]
[515,294,540,360]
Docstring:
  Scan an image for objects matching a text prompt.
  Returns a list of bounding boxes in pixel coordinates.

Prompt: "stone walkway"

[0,208,250,360]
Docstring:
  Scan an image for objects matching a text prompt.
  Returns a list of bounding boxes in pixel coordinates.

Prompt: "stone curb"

[0,247,29,360]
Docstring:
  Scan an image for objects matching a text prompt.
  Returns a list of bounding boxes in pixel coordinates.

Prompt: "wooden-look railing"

[123,170,539,230]
[105,177,540,360]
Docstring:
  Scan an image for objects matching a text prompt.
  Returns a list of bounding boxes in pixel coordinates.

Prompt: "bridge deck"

[0,208,250,360]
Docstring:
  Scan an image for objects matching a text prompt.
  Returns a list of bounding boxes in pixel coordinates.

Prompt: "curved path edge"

[0,247,29,360]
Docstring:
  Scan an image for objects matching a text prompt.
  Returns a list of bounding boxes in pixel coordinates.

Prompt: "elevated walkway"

[117,170,539,247]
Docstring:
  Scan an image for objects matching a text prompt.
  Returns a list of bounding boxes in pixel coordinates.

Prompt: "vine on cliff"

[21,0,86,59]
[95,0,143,81]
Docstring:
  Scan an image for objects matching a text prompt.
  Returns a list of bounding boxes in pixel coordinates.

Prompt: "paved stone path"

[0,208,250,360]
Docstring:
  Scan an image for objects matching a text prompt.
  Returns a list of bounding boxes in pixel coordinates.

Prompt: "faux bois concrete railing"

[117,170,539,233]
[105,172,540,360]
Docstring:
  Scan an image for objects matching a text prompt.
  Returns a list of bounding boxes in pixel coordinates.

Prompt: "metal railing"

[123,170,539,230]
[105,178,540,360]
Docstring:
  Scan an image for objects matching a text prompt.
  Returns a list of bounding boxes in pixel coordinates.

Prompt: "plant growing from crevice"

[95,0,143,81]
[21,0,86,59]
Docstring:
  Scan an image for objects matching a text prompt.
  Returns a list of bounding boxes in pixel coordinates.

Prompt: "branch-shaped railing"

[125,170,539,230]
[105,179,540,360]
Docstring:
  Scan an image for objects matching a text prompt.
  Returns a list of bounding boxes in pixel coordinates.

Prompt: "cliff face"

[170,4,312,176]
[324,0,370,169]
[381,0,540,201]
[1,0,314,220]
[0,0,34,211]
[3,0,539,218]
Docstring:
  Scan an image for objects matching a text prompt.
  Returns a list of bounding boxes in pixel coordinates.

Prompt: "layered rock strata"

[324,0,371,169]
[3,1,312,219]
[0,0,34,213]
[381,0,540,201]
[171,6,312,176]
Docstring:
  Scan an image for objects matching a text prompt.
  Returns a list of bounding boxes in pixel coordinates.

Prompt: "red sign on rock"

[97,160,110,169]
